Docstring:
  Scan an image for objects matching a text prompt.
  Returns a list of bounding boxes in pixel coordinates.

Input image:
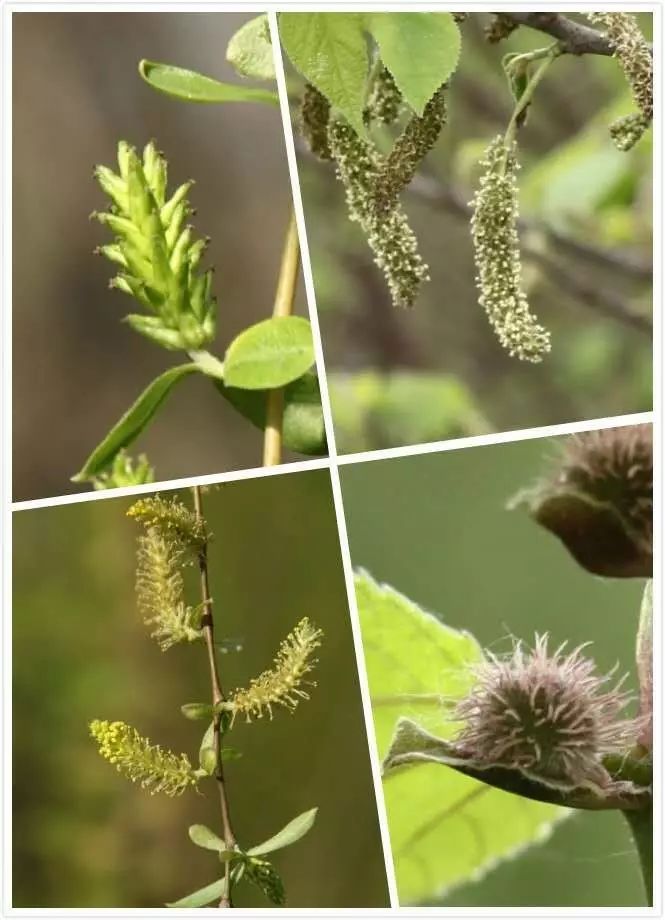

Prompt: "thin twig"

[263,210,301,467]
[192,485,236,908]
[495,12,651,57]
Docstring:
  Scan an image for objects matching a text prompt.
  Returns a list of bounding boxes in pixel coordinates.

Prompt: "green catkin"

[89,720,199,796]
[299,83,333,160]
[371,85,447,215]
[587,13,652,150]
[91,450,155,490]
[128,496,207,551]
[364,66,403,125]
[470,136,551,362]
[246,858,286,906]
[327,118,429,308]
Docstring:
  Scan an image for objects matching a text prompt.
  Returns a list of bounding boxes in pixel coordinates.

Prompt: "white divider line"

[268,11,400,908]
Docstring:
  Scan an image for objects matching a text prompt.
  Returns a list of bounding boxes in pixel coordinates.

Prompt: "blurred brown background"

[13,12,308,501]
[13,470,390,908]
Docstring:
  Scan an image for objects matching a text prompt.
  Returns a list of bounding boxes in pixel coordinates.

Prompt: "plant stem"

[192,485,236,908]
[623,804,653,906]
[502,45,560,165]
[262,210,300,467]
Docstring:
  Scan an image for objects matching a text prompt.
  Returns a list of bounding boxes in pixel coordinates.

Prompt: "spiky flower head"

[470,136,551,361]
[128,495,207,552]
[91,450,155,490]
[587,13,652,150]
[300,83,332,161]
[453,635,638,788]
[372,85,447,216]
[89,719,199,796]
[226,617,322,723]
[364,66,403,126]
[93,140,216,350]
[328,118,429,308]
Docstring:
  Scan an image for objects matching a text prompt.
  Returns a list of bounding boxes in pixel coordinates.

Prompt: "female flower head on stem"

[470,135,551,362]
[453,635,639,789]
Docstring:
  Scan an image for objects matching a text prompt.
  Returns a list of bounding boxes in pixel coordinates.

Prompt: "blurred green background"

[286,13,652,452]
[13,12,310,502]
[13,470,389,908]
[341,431,648,906]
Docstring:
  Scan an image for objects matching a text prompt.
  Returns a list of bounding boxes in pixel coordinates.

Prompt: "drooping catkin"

[327,118,429,308]
[470,135,551,361]
[299,83,333,160]
[227,617,322,722]
[364,66,403,125]
[587,13,652,150]
[371,85,447,215]
[128,495,207,552]
[89,720,199,796]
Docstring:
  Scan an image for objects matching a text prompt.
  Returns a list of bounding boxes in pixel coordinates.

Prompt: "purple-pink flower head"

[453,635,639,788]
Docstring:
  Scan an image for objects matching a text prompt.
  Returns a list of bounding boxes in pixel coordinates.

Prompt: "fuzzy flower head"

[453,635,638,788]
[90,719,199,796]
[227,617,322,723]
[470,136,551,362]
[93,140,216,351]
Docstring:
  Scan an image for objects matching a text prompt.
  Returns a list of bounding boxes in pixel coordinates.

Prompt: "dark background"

[13,12,310,502]
[286,13,653,453]
[341,429,648,907]
[13,470,389,908]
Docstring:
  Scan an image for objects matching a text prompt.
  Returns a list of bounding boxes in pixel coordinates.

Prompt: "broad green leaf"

[223,316,315,390]
[72,364,199,482]
[189,824,227,852]
[139,59,278,106]
[364,13,461,115]
[279,13,368,135]
[248,807,318,856]
[227,14,276,80]
[356,571,568,905]
[166,877,225,908]
[214,370,327,455]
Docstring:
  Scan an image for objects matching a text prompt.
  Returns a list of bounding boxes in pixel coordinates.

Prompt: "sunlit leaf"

[139,59,278,106]
[223,316,315,390]
[248,807,318,856]
[227,14,276,80]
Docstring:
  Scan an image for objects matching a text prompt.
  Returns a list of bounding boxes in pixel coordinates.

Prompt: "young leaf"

[278,13,369,135]
[223,316,315,390]
[139,60,278,106]
[214,370,327,455]
[248,807,318,856]
[364,13,461,115]
[199,721,216,775]
[166,877,226,908]
[245,858,286,906]
[72,364,200,482]
[356,571,568,905]
[181,703,214,721]
[189,824,227,852]
[227,14,276,80]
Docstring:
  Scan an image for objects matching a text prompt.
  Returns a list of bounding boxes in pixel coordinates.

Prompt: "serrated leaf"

[166,876,225,908]
[139,59,278,106]
[356,571,567,905]
[227,14,275,80]
[279,13,368,135]
[189,824,228,852]
[223,316,315,390]
[364,13,461,115]
[72,364,199,482]
[214,370,327,455]
[248,807,318,856]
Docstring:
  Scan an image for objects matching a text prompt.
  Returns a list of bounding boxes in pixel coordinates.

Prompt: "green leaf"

[278,13,369,135]
[223,316,315,390]
[227,14,276,80]
[166,877,225,908]
[189,824,228,852]
[181,702,214,721]
[72,364,199,483]
[364,13,461,115]
[139,59,278,106]
[214,370,327,455]
[248,807,318,856]
[356,571,568,905]
[199,721,216,774]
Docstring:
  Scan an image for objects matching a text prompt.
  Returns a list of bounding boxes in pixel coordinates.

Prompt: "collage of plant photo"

[6,7,656,915]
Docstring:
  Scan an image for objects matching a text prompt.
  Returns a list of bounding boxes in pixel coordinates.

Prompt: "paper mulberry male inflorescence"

[470,136,551,362]
[453,635,638,788]
[93,140,217,350]
[226,617,322,723]
[89,720,199,796]
[587,13,652,151]
[364,67,403,126]
[327,119,429,308]
[300,83,333,161]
